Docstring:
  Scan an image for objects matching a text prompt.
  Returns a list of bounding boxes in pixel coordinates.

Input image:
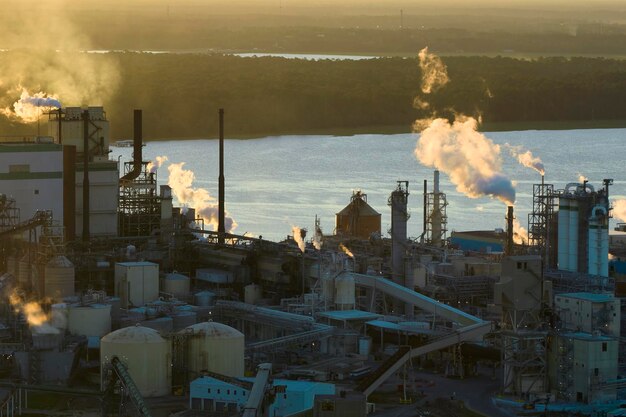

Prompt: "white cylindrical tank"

[334,273,355,310]
[244,284,263,305]
[162,272,190,298]
[68,304,112,338]
[194,291,215,307]
[100,325,171,397]
[557,198,570,271]
[142,317,174,335]
[172,311,197,331]
[181,322,244,377]
[44,256,75,301]
[568,199,579,272]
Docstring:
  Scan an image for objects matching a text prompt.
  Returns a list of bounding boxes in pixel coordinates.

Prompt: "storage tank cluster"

[557,181,611,277]
[100,321,244,397]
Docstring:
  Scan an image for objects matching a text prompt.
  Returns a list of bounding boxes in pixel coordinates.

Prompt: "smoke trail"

[147,155,168,174]
[578,174,588,183]
[167,162,237,232]
[0,1,120,123]
[0,89,61,123]
[339,243,354,258]
[613,199,626,222]
[505,144,545,175]
[9,290,58,334]
[414,117,516,205]
[292,226,306,253]
[312,232,322,250]
[418,47,449,94]
[513,219,528,245]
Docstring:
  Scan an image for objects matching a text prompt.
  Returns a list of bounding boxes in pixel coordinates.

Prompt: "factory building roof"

[561,332,615,341]
[557,292,614,302]
[116,261,158,267]
[317,310,382,322]
[365,320,440,336]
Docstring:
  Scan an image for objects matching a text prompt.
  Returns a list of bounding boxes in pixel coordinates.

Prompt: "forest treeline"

[3,53,626,139]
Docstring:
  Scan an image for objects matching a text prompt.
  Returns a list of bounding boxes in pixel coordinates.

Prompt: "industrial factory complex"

[1,106,626,417]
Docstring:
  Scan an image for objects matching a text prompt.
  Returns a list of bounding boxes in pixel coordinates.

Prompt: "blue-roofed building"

[449,230,504,253]
[189,375,335,416]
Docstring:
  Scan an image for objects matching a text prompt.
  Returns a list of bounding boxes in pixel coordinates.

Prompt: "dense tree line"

[3,53,626,139]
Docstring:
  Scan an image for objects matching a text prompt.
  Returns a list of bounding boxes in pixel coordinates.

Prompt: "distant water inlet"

[110,129,626,242]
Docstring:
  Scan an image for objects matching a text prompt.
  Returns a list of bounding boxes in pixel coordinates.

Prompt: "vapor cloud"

[292,226,306,253]
[613,199,626,223]
[0,1,120,122]
[418,47,449,94]
[505,144,545,175]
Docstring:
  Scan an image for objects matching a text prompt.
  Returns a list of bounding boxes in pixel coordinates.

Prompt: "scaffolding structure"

[527,181,556,265]
[502,331,548,397]
[424,172,448,247]
[119,161,161,237]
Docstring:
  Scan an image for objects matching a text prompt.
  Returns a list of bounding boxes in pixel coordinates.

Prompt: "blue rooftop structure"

[558,292,614,303]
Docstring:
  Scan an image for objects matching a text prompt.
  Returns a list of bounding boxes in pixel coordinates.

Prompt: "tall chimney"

[82,110,90,242]
[218,108,225,243]
[133,109,143,173]
[422,179,427,241]
[63,145,76,241]
[506,205,514,256]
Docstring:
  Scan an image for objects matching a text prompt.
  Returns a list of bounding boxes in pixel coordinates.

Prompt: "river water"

[110,129,626,242]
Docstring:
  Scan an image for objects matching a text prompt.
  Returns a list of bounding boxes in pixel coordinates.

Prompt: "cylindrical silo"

[334,273,355,310]
[194,291,215,307]
[68,304,112,338]
[44,256,75,301]
[181,321,244,378]
[162,273,190,298]
[100,325,171,397]
[172,311,197,331]
[557,198,570,271]
[244,284,263,305]
[568,199,579,272]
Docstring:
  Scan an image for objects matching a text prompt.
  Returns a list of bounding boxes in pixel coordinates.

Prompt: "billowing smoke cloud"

[513,219,529,245]
[147,155,169,174]
[505,144,545,175]
[312,232,322,250]
[9,290,58,334]
[0,1,119,123]
[418,47,449,94]
[167,162,237,232]
[292,226,306,253]
[414,117,516,205]
[0,89,62,123]
[613,199,626,222]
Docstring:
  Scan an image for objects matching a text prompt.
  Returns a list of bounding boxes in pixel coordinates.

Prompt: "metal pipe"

[423,179,427,240]
[218,108,225,243]
[82,110,90,242]
[63,145,76,241]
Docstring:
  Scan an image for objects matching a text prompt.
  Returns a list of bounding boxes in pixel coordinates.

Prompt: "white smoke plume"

[0,89,62,123]
[418,47,450,94]
[339,243,354,258]
[414,117,516,205]
[0,1,120,123]
[513,218,529,245]
[505,144,545,175]
[167,162,237,232]
[147,155,169,174]
[578,174,588,184]
[9,290,58,334]
[312,231,322,250]
[613,199,626,222]
[292,226,306,253]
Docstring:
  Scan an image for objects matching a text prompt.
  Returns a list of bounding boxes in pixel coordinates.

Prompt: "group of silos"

[100,321,245,397]
[5,254,75,301]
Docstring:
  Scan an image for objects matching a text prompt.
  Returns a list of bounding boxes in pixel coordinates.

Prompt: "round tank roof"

[165,272,189,280]
[182,321,243,338]
[102,325,165,344]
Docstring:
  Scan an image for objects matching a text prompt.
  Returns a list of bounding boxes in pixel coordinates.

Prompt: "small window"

[217,389,221,394]
[517,262,522,269]
[234,390,237,396]
[602,342,608,352]
[34,189,39,195]
[595,368,599,376]
[227,390,230,395]
[208,388,211,394]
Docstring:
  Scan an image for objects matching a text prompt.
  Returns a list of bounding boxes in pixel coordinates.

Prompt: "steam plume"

[578,174,588,183]
[312,232,322,250]
[418,47,449,94]
[513,219,529,245]
[414,117,516,205]
[9,290,58,334]
[613,199,626,222]
[505,144,545,175]
[0,1,119,123]
[167,162,237,232]
[147,155,168,174]
[0,89,61,123]
[339,243,354,258]
[292,226,306,253]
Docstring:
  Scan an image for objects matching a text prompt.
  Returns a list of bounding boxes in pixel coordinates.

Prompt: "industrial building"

[0,106,625,417]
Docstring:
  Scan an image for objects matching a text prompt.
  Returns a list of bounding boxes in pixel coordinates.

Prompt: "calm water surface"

[111,129,626,242]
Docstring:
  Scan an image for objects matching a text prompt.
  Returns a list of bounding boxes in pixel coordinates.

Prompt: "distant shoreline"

[142,119,626,142]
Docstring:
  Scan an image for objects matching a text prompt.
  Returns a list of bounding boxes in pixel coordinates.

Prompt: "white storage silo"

[68,304,112,338]
[114,262,159,309]
[334,273,355,310]
[181,321,244,377]
[44,256,75,301]
[557,198,570,271]
[568,199,579,271]
[244,284,263,305]
[100,325,171,397]
[162,272,190,298]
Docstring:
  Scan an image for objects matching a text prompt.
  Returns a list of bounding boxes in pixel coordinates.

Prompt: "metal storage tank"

[181,321,244,377]
[172,311,197,331]
[162,272,190,298]
[142,317,174,335]
[44,256,75,301]
[244,284,263,305]
[334,273,355,310]
[194,291,215,307]
[100,325,171,397]
[68,304,112,338]
[557,198,570,271]
[335,190,381,239]
[568,199,579,272]
[114,262,159,309]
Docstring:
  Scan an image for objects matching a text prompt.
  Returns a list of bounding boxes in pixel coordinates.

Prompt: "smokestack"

[82,110,90,242]
[218,108,225,243]
[506,206,514,256]
[422,179,427,241]
[434,170,440,193]
[57,108,63,144]
[63,145,76,241]
[120,109,144,183]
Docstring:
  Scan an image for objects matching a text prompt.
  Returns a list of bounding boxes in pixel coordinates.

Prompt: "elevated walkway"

[109,357,152,417]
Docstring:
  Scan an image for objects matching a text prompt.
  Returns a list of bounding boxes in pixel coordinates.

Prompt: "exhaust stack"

[218,108,225,243]
[120,109,144,182]
[82,110,90,242]
[506,205,514,256]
